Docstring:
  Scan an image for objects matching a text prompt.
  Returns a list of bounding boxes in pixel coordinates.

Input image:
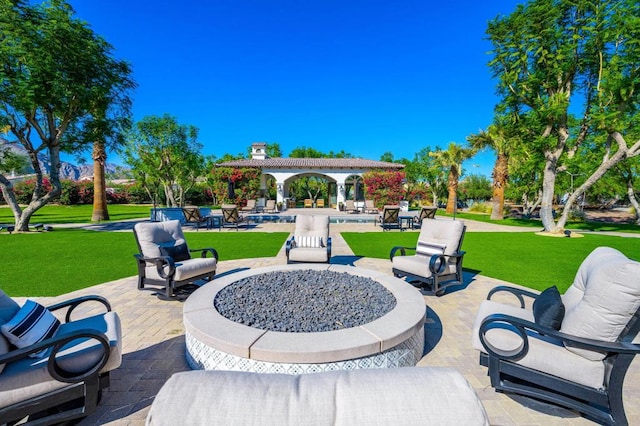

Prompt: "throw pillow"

[296,236,323,248]
[532,286,565,330]
[160,242,190,262]
[416,242,446,257]
[1,300,60,358]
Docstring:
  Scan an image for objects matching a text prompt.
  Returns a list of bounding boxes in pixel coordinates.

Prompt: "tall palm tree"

[467,124,511,220]
[430,143,475,214]
[91,140,109,221]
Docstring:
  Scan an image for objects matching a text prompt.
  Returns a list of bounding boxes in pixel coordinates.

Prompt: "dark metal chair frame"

[412,206,437,229]
[133,227,218,300]
[378,206,401,231]
[181,207,209,231]
[390,223,466,295]
[221,206,246,230]
[0,295,116,425]
[478,286,640,426]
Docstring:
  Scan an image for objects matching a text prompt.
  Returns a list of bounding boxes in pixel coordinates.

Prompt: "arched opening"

[285,172,336,208]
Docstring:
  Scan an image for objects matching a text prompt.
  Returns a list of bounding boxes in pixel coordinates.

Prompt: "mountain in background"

[1,138,120,181]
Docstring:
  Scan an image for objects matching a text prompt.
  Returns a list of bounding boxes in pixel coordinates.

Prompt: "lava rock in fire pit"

[214,269,397,332]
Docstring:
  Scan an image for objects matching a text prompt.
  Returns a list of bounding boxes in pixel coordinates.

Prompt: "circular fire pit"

[183,264,426,374]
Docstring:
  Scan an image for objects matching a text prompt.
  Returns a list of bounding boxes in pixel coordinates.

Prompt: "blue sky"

[70,0,522,177]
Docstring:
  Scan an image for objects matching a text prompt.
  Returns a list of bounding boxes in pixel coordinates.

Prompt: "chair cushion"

[295,235,323,248]
[134,220,188,258]
[560,247,640,361]
[417,219,465,256]
[392,255,456,279]
[0,311,122,409]
[288,247,329,263]
[159,242,190,262]
[146,257,217,282]
[294,215,330,241]
[472,299,605,389]
[1,300,60,358]
[532,286,565,330]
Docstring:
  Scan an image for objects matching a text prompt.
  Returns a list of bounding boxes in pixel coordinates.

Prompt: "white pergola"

[217,143,404,210]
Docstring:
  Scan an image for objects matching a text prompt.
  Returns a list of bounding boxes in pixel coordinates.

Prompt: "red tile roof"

[215,158,404,169]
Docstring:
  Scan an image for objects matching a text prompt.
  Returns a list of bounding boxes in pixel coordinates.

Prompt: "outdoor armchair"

[221,204,246,230]
[286,214,332,264]
[0,290,122,425]
[316,198,325,208]
[181,206,209,231]
[304,199,313,208]
[412,206,437,229]
[472,247,640,425]
[390,218,466,295]
[378,205,401,230]
[133,220,218,300]
[240,199,257,213]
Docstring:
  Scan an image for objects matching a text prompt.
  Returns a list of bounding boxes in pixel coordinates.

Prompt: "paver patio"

[17,213,639,425]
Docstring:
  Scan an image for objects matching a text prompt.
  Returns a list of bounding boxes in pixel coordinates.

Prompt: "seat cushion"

[135,220,188,258]
[145,257,217,282]
[146,367,489,426]
[288,247,329,263]
[472,300,605,389]
[0,311,122,409]
[560,247,640,361]
[392,254,456,279]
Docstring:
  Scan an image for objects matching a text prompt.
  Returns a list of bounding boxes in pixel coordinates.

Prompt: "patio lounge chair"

[221,204,246,230]
[304,198,313,208]
[240,199,257,213]
[390,218,466,295]
[181,206,209,231]
[345,199,359,214]
[412,206,437,229]
[364,199,378,214]
[263,200,277,213]
[286,214,332,264]
[0,290,122,424]
[133,220,218,300]
[378,205,401,230]
[472,247,640,426]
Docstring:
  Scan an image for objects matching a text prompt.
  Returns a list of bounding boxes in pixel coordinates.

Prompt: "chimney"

[251,142,267,160]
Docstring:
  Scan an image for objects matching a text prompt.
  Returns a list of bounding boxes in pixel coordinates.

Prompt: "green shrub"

[468,201,492,214]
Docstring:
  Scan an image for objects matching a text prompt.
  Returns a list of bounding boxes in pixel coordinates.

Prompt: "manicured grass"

[0,229,289,297]
[342,231,640,293]
[0,204,154,224]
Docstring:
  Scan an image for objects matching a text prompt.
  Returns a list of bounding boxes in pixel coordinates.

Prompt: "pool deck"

[20,211,640,425]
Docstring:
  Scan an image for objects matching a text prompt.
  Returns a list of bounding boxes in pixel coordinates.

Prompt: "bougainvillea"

[209,167,262,205]
[363,171,406,208]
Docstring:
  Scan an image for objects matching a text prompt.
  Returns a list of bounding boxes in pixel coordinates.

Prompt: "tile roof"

[215,158,404,169]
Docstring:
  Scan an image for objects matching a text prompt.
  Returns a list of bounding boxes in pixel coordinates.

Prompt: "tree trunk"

[0,174,22,223]
[445,165,458,214]
[490,153,508,220]
[627,182,640,225]
[91,141,109,221]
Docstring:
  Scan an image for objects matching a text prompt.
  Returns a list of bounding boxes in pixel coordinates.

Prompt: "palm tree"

[430,143,475,214]
[91,140,109,221]
[467,124,512,220]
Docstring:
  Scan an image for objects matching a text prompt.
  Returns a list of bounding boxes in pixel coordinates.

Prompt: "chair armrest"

[389,246,416,261]
[486,285,540,309]
[134,254,176,279]
[0,328,111,383]
[190,247,219,261]
[47,295,111,323]
[479,313,640,362]
[326,237,332,257]
[286,237,295,257]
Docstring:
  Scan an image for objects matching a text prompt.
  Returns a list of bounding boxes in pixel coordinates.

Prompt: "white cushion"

[417,219,465,256]
[288,247,329,263]
[1,300,60,358]
[293,215,329,241]
[145,257,217,282]
[146,367,489,426]
[416,241,445,257]
[560,247,640,361]
[472,299,605,389]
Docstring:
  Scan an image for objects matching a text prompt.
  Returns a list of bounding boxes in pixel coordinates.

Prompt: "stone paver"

[19,213,640,425]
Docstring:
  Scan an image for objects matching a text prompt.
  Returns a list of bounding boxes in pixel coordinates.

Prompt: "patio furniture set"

[1,214,639,425]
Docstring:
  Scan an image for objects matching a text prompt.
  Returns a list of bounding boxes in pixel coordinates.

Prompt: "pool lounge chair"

[364,199,378,214]
[263,199,277,213]
[240,199,257,213]
[345,199,359,214]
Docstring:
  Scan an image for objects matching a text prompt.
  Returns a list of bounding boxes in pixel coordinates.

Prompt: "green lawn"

[1,229,289,297]
[0,204,154,224]
[342,231,640,293]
